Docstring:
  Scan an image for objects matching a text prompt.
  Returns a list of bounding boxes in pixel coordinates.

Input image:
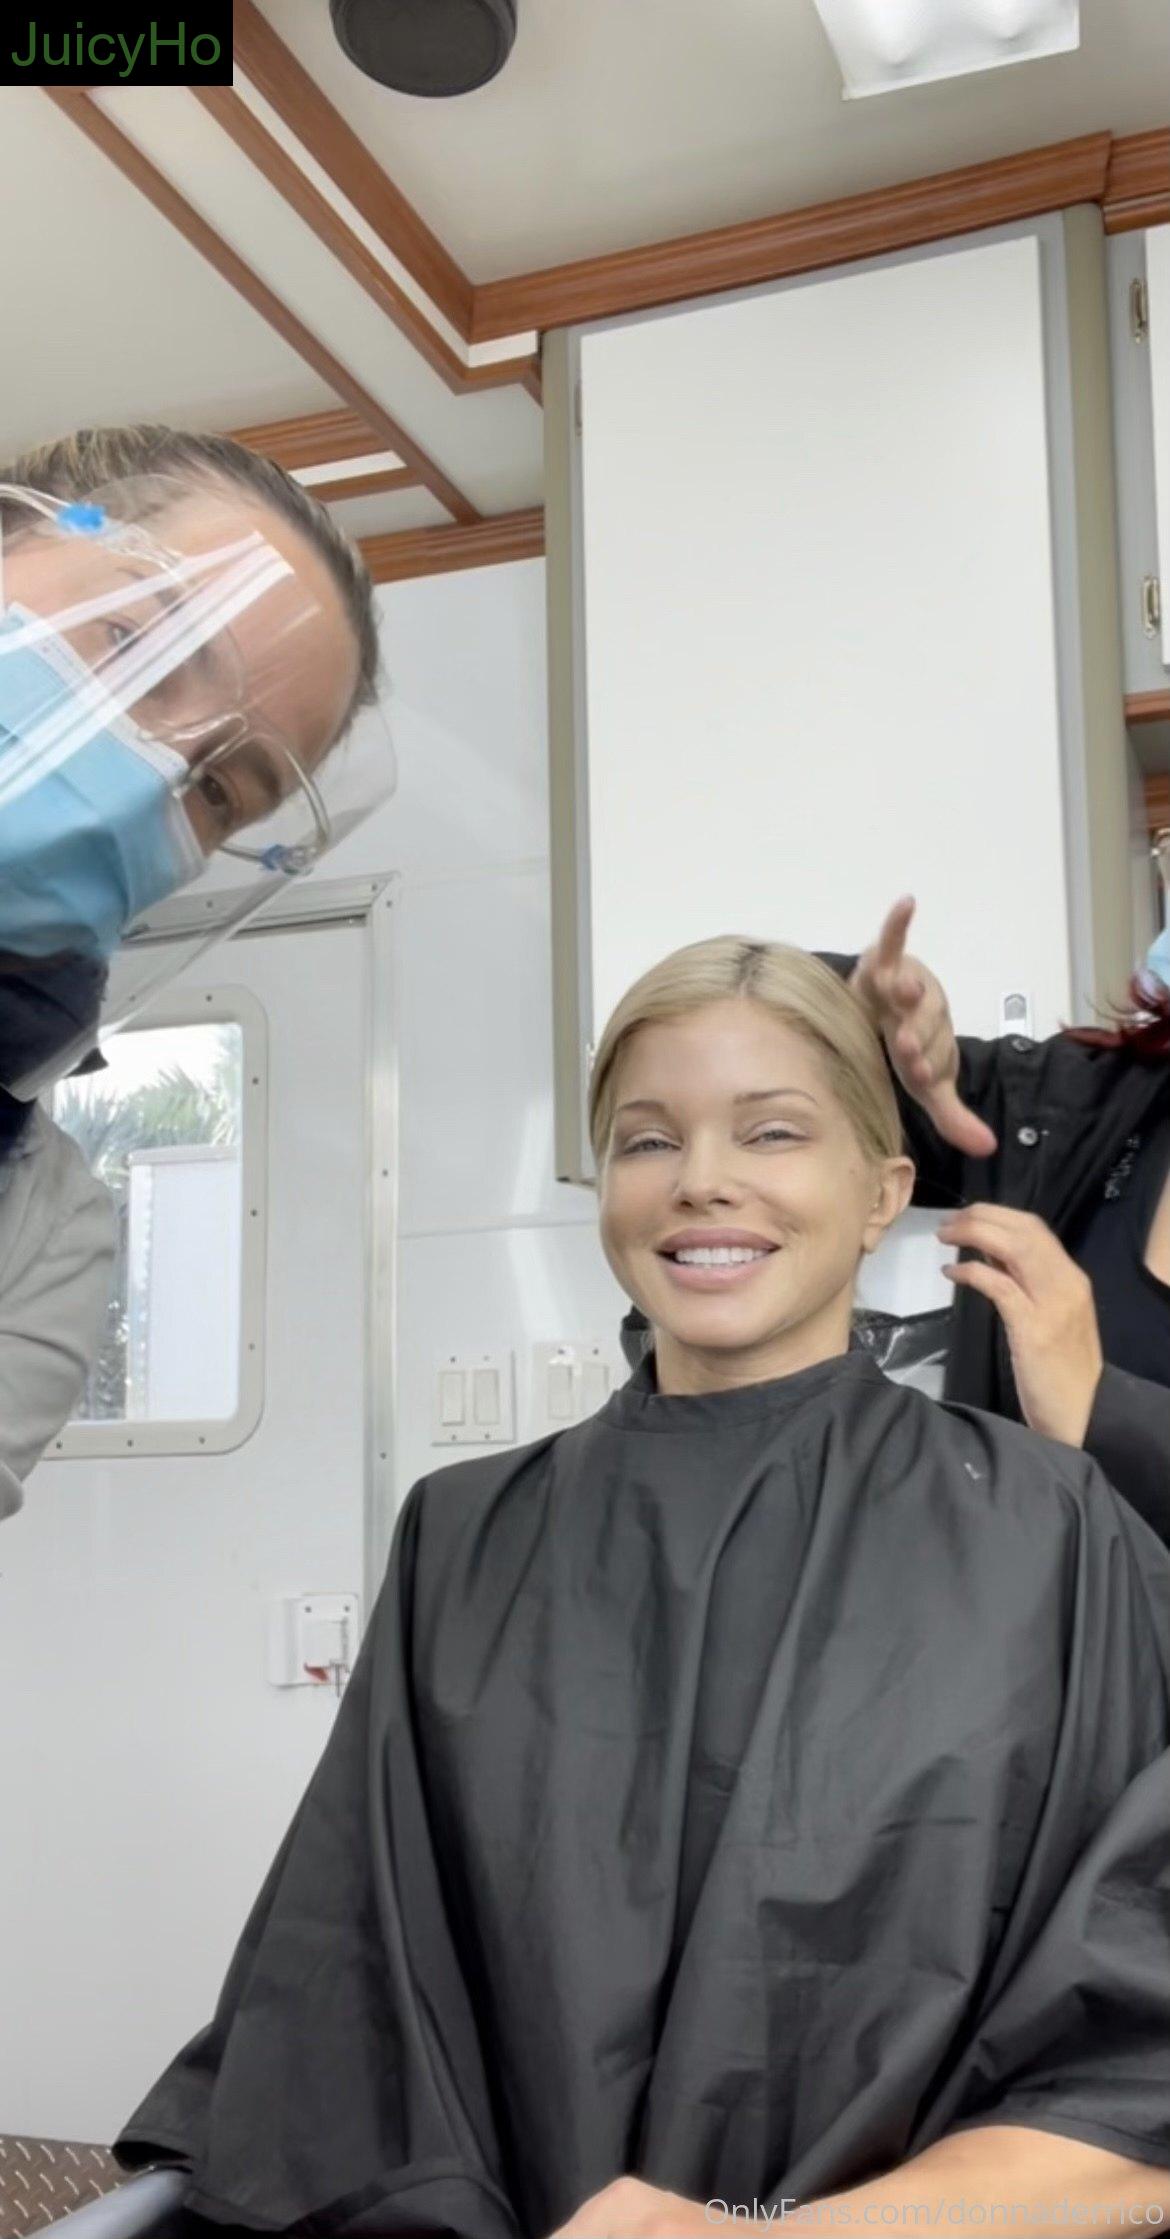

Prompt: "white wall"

[313,561,630,1514]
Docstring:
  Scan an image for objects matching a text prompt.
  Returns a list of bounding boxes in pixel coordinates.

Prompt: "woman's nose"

[671,1148,740,1207]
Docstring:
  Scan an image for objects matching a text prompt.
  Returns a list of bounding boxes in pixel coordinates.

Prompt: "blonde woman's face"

[599,998,913,1392]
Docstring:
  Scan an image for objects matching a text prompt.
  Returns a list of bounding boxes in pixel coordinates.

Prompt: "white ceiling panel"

[0,88,338,462]
[253,0,1169,280]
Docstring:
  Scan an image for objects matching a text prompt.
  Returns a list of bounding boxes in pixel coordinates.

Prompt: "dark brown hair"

[1063,973,1170,1061]
[0,422,380,734]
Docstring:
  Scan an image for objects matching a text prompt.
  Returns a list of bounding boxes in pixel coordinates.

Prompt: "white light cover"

[811,0,1080,97]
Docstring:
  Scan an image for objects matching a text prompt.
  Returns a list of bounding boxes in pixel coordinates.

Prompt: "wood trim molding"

[472,132,1112,341]
[47,90,479,525]
[1103,128,1170,235]
[228,411,419,497]
[1144,773,1170,836]
[228,407,389,472]
[299,465,419,504]
[360,508,544,583]
[1128,689,1170,727]
[196,85,536,393]
[232,0,472,337]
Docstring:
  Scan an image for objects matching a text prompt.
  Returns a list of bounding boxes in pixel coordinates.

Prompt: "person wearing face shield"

[0,423,396,1516]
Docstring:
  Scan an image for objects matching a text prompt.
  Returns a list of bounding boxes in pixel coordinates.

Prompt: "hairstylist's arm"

[0,1110,115,1515]
[936,1205,1170,1542]
[545,2131,1170,2236]
[937,1203,1103,1444]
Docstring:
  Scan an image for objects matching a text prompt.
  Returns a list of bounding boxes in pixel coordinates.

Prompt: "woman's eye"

[194,770,238,835]
[749,1126,802,1146]
[103,619,135,655]
[621,1134,674,1155]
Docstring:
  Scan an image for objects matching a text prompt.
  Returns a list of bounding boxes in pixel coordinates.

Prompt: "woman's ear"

[860,1156,916,1255]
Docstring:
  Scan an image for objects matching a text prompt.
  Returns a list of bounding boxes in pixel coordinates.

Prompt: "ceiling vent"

[330,0,517,96]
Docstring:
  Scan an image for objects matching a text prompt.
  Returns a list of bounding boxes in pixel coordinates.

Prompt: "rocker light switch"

[473,1367,501,1426]
[439,1371,465,1425]
[547,1360,575,1419]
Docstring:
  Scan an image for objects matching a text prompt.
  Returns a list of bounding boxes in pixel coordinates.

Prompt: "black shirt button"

[1017,1125,1040,1147]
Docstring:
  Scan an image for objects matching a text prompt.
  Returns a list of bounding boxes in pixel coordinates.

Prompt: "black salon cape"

[119,1353,1170,2236]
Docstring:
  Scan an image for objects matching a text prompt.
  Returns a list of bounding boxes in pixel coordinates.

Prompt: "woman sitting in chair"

[120,940,1170,2238]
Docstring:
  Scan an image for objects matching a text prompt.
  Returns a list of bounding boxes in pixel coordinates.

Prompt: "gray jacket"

[0,1109,115,1517]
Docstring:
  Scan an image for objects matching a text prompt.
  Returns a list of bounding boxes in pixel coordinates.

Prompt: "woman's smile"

[656,1224,780,1290]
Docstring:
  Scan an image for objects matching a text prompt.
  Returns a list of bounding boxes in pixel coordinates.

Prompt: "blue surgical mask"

[1145,922,1170,993]
[0,603,204,960]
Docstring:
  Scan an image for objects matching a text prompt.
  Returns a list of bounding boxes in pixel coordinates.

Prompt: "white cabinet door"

[551,218,1128,1180]
[0,916,378,2144]
[1145,224,1170,670]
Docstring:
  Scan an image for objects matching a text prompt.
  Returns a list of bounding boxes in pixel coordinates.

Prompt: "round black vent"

[330,0,517,95]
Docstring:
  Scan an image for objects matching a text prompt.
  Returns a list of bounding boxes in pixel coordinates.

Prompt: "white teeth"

[673,1246,771,1266]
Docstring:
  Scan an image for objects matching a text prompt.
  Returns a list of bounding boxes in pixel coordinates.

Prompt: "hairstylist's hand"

[850,899,998,1160]
[937,1205,1105,1447]
[547,2175,739,2237]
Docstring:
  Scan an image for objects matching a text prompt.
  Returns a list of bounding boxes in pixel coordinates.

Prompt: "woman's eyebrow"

[614,1088,820,1119]
[734,1088,820,1106]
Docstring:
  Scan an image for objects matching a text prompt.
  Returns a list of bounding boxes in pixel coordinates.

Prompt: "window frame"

[46,984,269,1461]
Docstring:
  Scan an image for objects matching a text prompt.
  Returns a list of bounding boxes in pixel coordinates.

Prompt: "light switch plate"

[530,1340,627,1440]
[431,1351,516,1445]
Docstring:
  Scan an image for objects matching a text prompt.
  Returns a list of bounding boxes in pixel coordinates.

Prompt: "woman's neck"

[652,1304,854,1396]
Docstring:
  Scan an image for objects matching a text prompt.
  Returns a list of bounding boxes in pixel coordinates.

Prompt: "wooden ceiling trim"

[360,507,544,583]
[471,132,1113,341]
[229,417,419,498]
[232,0,473,340]
[196,85,537,393]
[296,464,420,504]
[48,90,479,525]
[1128,690,1170,727]
[228,407,388,472]
[1103,128,1170,235]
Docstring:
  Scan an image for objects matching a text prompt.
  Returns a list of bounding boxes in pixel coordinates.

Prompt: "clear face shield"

[0,474,396,1097]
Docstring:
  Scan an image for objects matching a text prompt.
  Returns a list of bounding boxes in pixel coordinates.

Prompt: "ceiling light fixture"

[810,0,1080,98]
[329,0,517,97]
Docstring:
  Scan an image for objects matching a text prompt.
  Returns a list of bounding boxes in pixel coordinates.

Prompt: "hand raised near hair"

[938,1205,1104,1447]
[849,897,998,1160]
